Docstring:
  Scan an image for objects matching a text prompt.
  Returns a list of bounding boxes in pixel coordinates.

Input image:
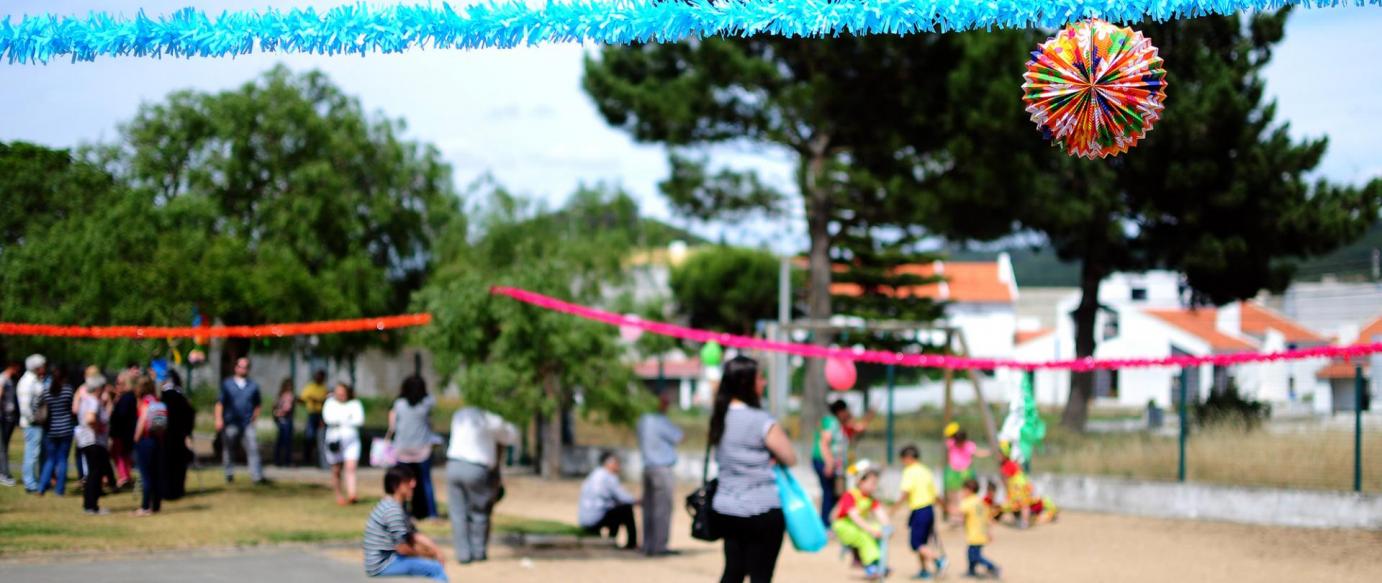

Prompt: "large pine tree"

[868,11,1382,430]
[583,35,962,441]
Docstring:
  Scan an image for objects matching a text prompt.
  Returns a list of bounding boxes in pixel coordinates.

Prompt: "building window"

[1094,369,1120,399]
[1212,365,1231,395]
[1101,310,1120,341]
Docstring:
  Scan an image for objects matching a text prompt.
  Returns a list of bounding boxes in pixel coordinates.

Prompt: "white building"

[1278,280,1382,336]
[1314,314,1382,414]
[1018,271,1333,410]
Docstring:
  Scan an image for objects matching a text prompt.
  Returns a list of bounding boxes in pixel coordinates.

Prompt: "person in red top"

[831,467,891,579]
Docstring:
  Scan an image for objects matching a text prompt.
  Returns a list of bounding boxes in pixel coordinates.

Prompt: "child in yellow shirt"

[831,467,890,579]
[959,478,1001,579]
[890,445,946,579]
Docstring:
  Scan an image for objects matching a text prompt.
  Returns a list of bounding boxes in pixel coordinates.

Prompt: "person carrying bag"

[706,355,798,583]
[686,442,719,541]
[775,465,828,553]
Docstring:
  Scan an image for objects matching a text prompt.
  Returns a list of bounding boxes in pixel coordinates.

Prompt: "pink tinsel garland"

[492,286,1381,372]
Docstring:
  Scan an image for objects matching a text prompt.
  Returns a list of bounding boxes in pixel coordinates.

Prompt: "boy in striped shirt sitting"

[364,466,447,581]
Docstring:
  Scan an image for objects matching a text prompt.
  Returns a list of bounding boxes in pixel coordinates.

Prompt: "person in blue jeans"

[17,354,48,492]
[364,466,447,581]
[37,368,77,496]
[811,400,851,526]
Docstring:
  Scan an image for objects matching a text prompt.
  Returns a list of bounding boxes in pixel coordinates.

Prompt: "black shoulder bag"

[685,442,720,541]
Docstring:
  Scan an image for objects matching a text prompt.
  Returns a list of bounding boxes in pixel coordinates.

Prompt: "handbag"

[775,465,828,552]
[370,437,397,467]
[31,392,49,426]
[685,443,720,541]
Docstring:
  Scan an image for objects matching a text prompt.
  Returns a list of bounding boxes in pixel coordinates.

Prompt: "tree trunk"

[1060,256,1107,432]
[801,137,833,447]
[539,372,563,478]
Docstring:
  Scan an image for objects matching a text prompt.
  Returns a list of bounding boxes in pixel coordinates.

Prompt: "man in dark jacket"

[159,370,196,500]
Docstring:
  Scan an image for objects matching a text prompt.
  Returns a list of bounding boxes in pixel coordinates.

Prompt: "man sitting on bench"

[578,451,639,550]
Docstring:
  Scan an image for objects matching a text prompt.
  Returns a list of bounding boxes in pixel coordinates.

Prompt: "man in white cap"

[17,354,48,492]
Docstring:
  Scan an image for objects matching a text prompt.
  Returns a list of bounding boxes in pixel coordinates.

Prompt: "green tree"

[1,67,458,371]
[584,35,963,441]
[874,12,1381,430]
[669,246,782,335]
[414,184,650,477]
[0,142,112,253]
[0,143,159,366]
[92,65,459,367]
[831,222,946,324]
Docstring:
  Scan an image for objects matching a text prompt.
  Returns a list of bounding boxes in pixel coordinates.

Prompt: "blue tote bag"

[774,465,828,552]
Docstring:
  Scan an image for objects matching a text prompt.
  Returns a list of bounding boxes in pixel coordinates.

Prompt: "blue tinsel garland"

[0,0,1375,64]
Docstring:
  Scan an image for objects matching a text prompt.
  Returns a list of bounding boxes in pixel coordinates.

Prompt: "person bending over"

[364,466,447,581]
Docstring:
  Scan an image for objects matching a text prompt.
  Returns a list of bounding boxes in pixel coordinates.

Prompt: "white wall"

[1281,281,1382,336]
[1033,298,1219,408]
[194,342,452,399]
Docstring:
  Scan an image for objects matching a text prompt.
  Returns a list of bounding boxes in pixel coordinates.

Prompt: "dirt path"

[324,472,1381,582]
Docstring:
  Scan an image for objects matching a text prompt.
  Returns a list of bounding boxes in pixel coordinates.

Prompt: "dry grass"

[575,406,1382,493]
[1039,426,1382,492]
[0,465,572,556]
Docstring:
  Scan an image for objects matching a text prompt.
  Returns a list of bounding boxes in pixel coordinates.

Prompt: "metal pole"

[886,364,896,464]
[942,330,955,427]
[774,256,791,422]
[1356,364,1365,493]
[289,349,298,392]
[1178,367,1189,483]
[657,354,666,396]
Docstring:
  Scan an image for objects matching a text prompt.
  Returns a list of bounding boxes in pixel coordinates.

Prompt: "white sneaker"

[0,475,17,487]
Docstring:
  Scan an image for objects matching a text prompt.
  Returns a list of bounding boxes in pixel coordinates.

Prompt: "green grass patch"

[262,529,359,544]
[492,515,586,537]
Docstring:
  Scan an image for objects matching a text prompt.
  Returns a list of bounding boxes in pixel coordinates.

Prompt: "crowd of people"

[0,354,195,515]
[557,353,1055,583]
[1,348,1056,583]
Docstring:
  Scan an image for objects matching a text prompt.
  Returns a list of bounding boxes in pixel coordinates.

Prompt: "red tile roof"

[1239,302,1326,344]
[1317,359,1368,380]
[1359,314,1382,344]
[828,261,1014,304]
[1015,328,1054,345]
[633,358,702,379]
[1144,308,1257,352]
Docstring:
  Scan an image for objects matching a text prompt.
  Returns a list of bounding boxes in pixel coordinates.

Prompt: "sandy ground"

[323,472,1382,582]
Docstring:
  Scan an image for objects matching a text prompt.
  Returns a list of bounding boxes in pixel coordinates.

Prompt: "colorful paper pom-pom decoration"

[1022,19,1168,159]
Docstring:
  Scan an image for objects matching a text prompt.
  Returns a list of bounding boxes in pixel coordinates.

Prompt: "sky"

[2,1,1380,253]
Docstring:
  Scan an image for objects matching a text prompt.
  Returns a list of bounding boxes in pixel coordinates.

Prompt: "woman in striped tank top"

[37,367,77,496]
[708,356,798,583]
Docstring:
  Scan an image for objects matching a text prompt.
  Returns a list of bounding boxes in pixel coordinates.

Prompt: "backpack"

[145,402,169,436]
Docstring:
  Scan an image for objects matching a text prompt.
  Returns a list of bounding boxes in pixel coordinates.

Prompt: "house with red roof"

[1314,314,1381,413]
[1020,271,1335,410]
[827,254,1020,363]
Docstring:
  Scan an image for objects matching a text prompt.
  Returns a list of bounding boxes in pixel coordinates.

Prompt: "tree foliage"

[584,34,963,441]
[0,66,459,368]
[868,12,1382,429]
[413,183,652,476]
[669,246,784,336]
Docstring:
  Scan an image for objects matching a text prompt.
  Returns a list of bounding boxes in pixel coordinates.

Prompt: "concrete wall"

[194,342,453,399]
[1031,474,1382,530]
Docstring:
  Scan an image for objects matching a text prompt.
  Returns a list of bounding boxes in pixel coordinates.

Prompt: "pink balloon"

[825,358,857,391]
